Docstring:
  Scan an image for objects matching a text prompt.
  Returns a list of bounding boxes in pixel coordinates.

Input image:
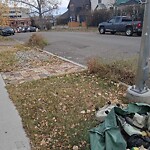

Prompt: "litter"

[90,103,150,150]
[95,101,121,122]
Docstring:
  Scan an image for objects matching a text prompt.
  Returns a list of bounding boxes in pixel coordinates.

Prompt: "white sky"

[59,0,114,8]
[60,0,69,8]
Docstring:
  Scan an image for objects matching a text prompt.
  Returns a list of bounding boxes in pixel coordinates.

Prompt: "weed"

[26,33,48,49]
[0,36,12,41]
[14,44,32,51]
[0,50,18,72]
[87,57,137,85]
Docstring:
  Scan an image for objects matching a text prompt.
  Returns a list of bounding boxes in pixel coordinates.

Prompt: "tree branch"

[10,0,39,10]
[28,11,39,14]
[41,8,53,14]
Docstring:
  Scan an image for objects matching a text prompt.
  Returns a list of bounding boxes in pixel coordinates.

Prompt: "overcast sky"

[59,0,114,7]
[60,0,69,7]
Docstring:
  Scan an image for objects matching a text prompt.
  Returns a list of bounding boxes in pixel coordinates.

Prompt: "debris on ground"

[90,103,150,150]
[95,101,122,122]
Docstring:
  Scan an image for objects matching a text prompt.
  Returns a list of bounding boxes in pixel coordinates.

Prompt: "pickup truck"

[98,16,142,36]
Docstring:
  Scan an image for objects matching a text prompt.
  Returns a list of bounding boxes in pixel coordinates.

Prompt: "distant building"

[59,0,107,23]
[59,0,114,27]
[114,0,145,21]
[4,7,31,28]
[67,0,91,23]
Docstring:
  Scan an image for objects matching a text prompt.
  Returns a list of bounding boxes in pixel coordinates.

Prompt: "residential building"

[67,0,91,22]
[59,0,114,27]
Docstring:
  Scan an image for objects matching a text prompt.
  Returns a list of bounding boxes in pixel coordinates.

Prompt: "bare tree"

[9,0,60,29]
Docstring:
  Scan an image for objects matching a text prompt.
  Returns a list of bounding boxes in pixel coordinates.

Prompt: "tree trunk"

[39,6,44,30]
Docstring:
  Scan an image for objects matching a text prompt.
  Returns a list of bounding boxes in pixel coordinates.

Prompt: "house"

[61,0,108,27]
[59,0,113,27]
[59,0,91,27]
[67,0,91,23]
[114,0,145,20]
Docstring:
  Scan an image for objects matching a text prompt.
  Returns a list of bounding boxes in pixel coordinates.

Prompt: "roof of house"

[67,0,91,8]
[115,0,145,5]
[59,11,69,19]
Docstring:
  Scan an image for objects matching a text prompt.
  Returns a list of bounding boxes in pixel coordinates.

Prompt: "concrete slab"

[0,74,31,150]
[126,86,150,104]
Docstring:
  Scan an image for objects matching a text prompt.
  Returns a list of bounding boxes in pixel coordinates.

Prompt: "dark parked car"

[98,16,142,36]
[0,27,15,36]
[27,26,36,32]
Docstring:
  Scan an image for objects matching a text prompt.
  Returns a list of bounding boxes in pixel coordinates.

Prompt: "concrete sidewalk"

[0,74,31,150]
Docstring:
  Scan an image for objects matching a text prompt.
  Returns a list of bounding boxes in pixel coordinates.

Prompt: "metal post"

[135,0,150,93]
[126,0,150,104]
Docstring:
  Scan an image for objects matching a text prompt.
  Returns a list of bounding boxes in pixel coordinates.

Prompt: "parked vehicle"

[98,16,142,36]
[26,26,36,32]
[16,27,22,33]
[0,27,15,36]
[21,26,28,32]
[16,26,36,33]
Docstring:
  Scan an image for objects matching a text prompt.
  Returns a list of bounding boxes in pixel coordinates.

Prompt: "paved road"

[13,31,141,65]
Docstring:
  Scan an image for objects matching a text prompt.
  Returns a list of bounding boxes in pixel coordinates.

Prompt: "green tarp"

[89,103,150,150]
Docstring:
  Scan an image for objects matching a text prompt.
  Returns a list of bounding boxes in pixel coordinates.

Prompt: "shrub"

[57,18,68,25]
[89,10,111,27]
[87,57,137,85]
[45,22,52,30]
[0,36,12,41]
[26,33,48,49]
[87,57,107,74]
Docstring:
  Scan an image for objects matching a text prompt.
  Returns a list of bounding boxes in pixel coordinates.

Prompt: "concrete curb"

[43,50,87,69]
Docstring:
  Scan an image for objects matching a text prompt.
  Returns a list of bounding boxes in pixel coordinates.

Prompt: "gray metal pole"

[132,0,150,94]
[126,0,150,104]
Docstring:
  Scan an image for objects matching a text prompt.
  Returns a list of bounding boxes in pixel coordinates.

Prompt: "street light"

[126,0,150,104]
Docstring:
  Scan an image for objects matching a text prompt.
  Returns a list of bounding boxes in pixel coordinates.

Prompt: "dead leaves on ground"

[7,72,126,150]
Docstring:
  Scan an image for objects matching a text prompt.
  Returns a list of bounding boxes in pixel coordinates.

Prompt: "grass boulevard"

[0,34,137,149]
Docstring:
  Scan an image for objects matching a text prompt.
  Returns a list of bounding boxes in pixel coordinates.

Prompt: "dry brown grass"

[0,50,18,72]
[0,36,12,41]
[87,57,138,85]
[26,33,48,49]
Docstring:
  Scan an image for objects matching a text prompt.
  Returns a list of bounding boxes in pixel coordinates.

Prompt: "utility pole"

[126,0,150,104]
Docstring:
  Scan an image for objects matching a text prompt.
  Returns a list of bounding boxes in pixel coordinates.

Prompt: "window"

[122,17,132,22]
[109,18,115,23]
[9,11,15,13]
[115,17,120,23]
[70,4,75,11]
